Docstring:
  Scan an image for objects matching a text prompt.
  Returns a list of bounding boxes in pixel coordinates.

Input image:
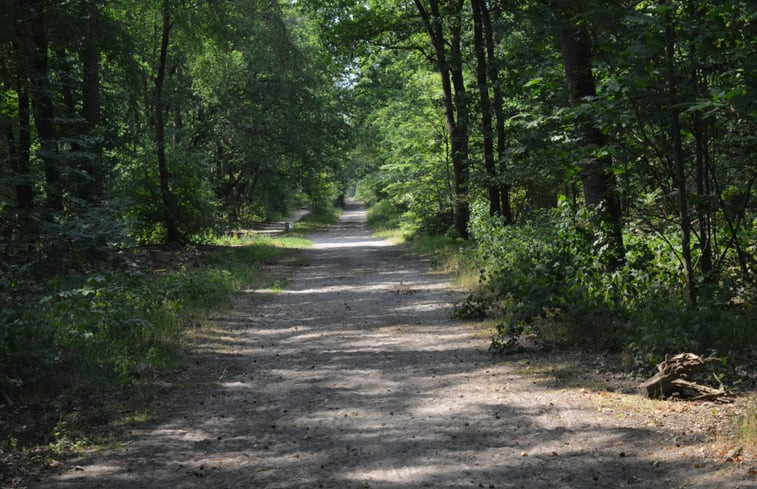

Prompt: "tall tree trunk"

[55,48,87,202]
[693,112,712,280]
[481,2,512,224]
[471,0,501,217]
[664,10,696,305]
[155,1,181,243]
[82,0,102,200]
[447,0,470,238]
[14,80,34,209]
[686,6,712,283]
[414,0,470,238]
[557,16,625,269]
[28,0,63,211]
[12,4,34,209]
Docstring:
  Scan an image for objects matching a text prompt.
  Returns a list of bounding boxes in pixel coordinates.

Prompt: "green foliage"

[1,271,180,390]
[0,238,297,395]
[351,51,455,236]
[467,200,756,362]
[114,144,218,244]
[293,206,342,234]
[366,200,403,232]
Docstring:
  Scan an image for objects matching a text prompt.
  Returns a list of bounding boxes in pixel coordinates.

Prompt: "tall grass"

[742,395,757,452]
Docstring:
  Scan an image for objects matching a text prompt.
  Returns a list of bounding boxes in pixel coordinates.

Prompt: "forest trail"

[29,202,750,489]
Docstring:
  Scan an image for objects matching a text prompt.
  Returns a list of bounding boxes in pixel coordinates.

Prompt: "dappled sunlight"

[40,202,747,489]
[313,238,393,249]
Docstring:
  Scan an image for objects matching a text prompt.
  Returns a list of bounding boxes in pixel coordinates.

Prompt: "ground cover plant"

[0,214,340,476]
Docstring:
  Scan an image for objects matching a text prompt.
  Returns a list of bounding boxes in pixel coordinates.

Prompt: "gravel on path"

[27,202,753,489]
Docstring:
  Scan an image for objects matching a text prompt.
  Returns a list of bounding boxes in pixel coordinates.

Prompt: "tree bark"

[664,11,696,305]
[81,0,103,200]
[471,0,501,217]
[556,15,625,269]
[693,112,712,280]
[447,1,469,238]
[155,1,181,243]
[12,3,34,209]
[638,353,723,400]
[28,0,63,211]
[414,0,470,238]
[481,2,512,224]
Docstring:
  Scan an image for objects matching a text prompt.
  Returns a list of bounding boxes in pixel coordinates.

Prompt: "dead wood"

[638,352,726,400]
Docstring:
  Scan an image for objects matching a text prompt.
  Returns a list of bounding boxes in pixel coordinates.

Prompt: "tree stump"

[638,353,725,400]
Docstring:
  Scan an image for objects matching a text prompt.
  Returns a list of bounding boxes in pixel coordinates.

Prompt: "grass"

[365,204,479,291]
[741,395,757,452]
[210,232,313,249]
[373,228,408,244]
[292,206,341,234]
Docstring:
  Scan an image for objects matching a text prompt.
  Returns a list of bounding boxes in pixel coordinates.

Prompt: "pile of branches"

[638,353,729,401]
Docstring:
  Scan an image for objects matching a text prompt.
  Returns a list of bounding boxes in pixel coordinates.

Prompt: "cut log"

[637,352,724,400]
[669,379,726,401]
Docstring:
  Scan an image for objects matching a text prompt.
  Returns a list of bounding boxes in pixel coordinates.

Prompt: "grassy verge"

[742,395,757,454]
[406,235,479,291]
[365,204,478,291]
[0,230,318,480]
[291,206,341,234]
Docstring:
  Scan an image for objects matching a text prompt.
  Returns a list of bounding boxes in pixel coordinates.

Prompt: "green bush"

[0,238,297,395]
[367,199,404,231]
[467,200,756,364]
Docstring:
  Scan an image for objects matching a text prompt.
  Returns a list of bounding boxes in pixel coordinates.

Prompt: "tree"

[661,0,696,304]
[27,0,63,211]
[8,0,34,210]
[471,0,501,217]
[481,1,512,223]
[153,0,181,242]
[414,0,470,238]
[554,6,625,268]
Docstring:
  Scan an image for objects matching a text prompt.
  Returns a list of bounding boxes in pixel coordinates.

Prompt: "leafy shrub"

[468,200,756,363]
[115,145,217,244]
[0,237,296,394]
[367,199,404,231]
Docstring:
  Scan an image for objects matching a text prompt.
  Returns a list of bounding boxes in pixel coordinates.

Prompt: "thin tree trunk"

[481,2,512,224]
[12,5,34,209]
[688,3,712,283]
[414,0,470,238]
[471,0,501,217]
[693,112,712,280]
[14,82,34,209]
[82,0,102,200]
[55,48,87,201]
[155,1,181,243]
[557,16,625,269]
[28,0,62,211]
[664,12,696,305]
[448,0,470,238]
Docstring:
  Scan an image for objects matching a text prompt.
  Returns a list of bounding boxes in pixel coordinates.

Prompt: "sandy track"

[28,202,751,488]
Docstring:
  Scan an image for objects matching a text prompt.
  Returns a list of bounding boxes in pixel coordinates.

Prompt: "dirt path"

[28,202,752,488]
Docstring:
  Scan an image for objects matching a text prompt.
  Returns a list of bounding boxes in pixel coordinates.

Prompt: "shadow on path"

[29,202,748,489]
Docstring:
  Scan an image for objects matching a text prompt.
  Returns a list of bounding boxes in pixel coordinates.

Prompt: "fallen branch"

[638,352,726,400]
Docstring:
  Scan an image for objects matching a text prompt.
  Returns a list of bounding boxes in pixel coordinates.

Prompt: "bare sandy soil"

[24,202,754,488]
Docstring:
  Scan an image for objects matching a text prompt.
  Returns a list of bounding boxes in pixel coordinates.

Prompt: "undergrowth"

[460,201,756,369]
[292,206,341,234]
[0,224,316,464]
